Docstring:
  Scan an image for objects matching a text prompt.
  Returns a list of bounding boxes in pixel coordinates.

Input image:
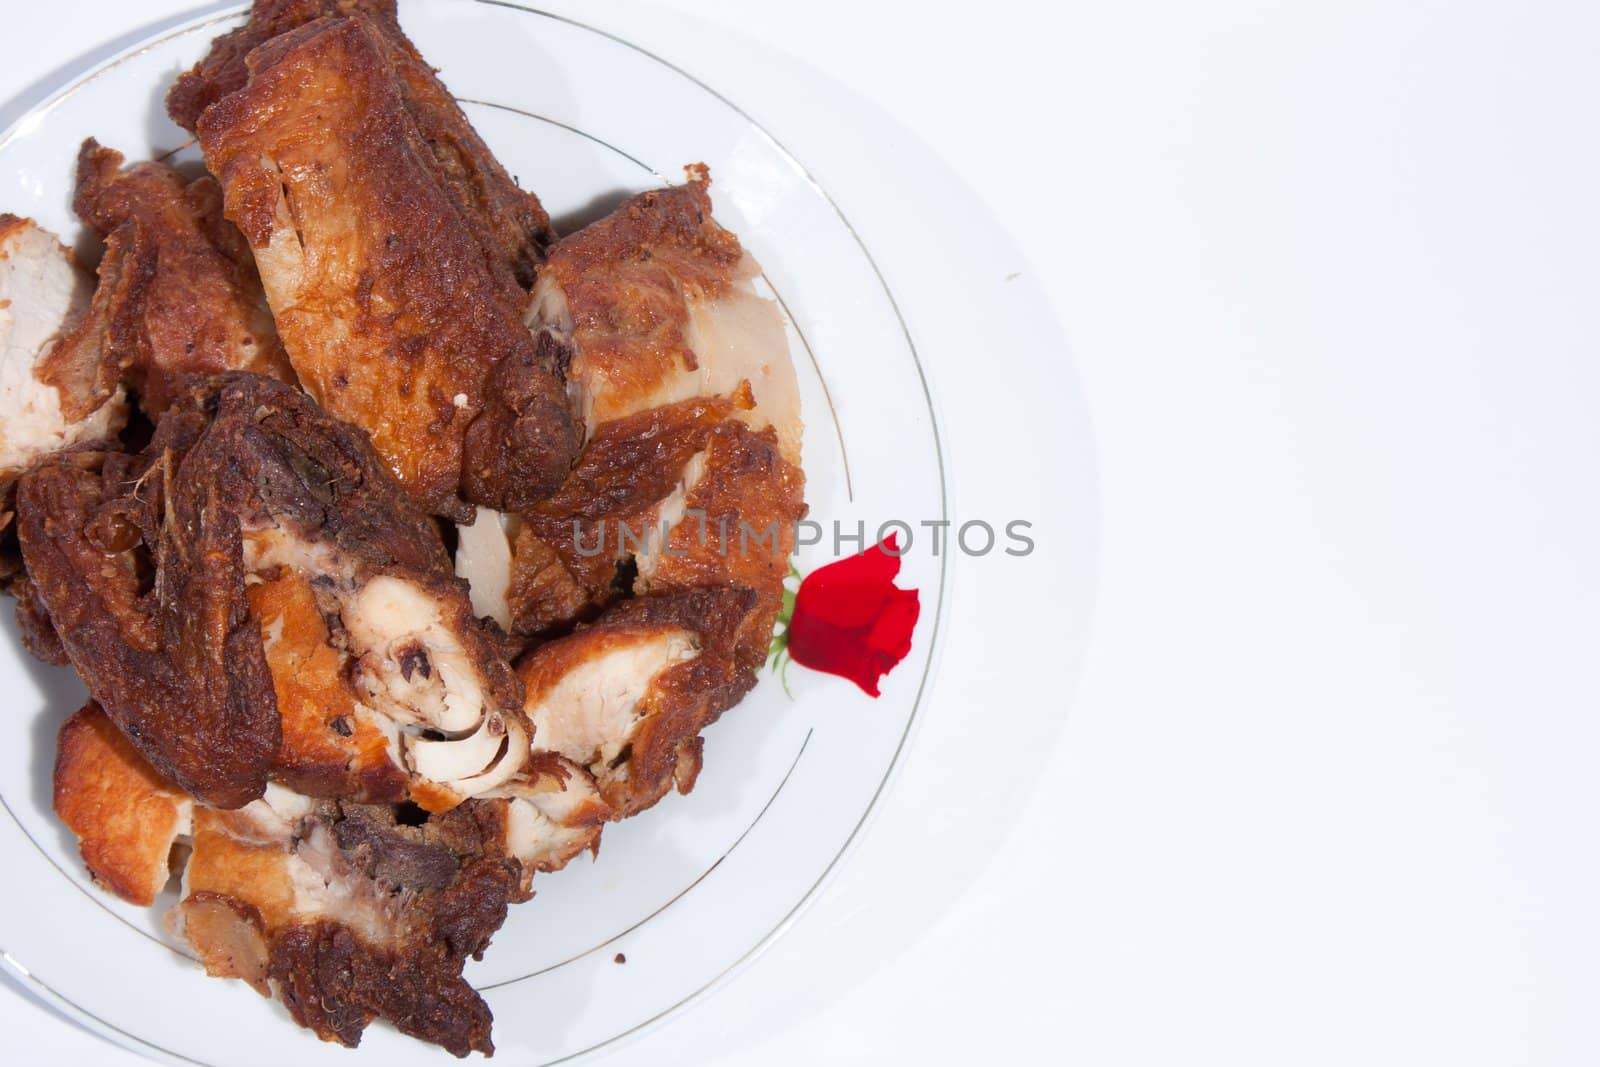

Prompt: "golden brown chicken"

[52,701,601,1055]
[529,167,802,464]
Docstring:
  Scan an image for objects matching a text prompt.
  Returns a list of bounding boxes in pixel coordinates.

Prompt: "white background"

[6,1,1599,1064]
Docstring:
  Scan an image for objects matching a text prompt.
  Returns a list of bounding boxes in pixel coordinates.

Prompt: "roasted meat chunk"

[192,14,577,517]
[72,139,291,413]
[54,702,193,906]
[172,787,520,1056]
[168,0,553,287]
[0,215,126,482]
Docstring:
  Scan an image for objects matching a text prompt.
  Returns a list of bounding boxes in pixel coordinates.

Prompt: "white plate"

[0,2,951,1064]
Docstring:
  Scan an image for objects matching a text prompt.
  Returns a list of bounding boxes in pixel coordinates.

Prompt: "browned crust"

[53,702,187,906]
[193,15,576,516]
[70,139,291,413]
[505,521,591,638]
[13,571,67,665]
[511,396,804,668]
[168,0,552,286]
[18,431,280,808]
[643,418,806,673]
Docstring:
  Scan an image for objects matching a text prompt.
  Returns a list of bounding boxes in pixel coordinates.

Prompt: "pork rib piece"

[0,215,126,483]
[192,14,577,517]
[72,139,291,413]
[169,0,553,288]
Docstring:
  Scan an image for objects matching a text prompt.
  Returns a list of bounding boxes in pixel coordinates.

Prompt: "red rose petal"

[785,537,919,698]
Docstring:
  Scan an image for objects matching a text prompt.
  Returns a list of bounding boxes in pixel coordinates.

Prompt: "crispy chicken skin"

[173,789,519,1056]
[17,412,281,809]
[168,0,553,288]
[54,702,193,906]
[192,14,577,517]
[519,588,758,817]
[72,139,291,413]
[0,214,127,482]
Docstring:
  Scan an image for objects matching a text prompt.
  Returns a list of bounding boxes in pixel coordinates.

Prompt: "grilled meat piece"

[191,14,576,517]
[71,139,291,413]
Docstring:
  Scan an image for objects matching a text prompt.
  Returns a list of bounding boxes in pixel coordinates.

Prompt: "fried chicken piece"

[172,787,519,1056]
[54,702,193,906]
[16,373,537,809]
[500,754,609,873]
[17,411,279,809]
[180,373,531,809]
[528,166,802,464]
[168,0,552,288]
[460,396,805,669]
[193,15,577,517]
[517,588,758,817]
[458,170,806,643]
[71,139,291,413]
[0,215,126,482]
